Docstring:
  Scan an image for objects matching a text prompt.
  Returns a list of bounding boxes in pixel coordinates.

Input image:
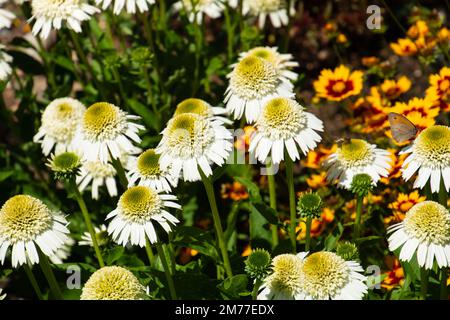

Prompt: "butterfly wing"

[388,112,418,143]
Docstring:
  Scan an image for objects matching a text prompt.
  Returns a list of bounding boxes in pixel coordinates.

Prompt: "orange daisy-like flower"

[407,20,429,39]
[380,76,411,100]
[384,111,436,145]
[414,36,437,54]
[302,144,337,169]
[381,257,404,291]
[380,148,407,184]
[296,208,335,240]
[386,191,426,224]
[221,181,249,201]
[438,27,450,42]
[426,66,450,112]
[313,65,363,101]
[390,97,439,119]
[390,38,418,56]
[361,56,379,67]
[306,171,328,189]
[235,125,256,152]
[352,88,391,134]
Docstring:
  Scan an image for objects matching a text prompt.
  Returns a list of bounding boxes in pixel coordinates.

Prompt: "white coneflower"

[324,139,391,189]
[73,102,144,164]
[95,0,155,15]
[258,253,303,300]
[225,56,294,123]
[33,98,86,156]
[401,125,450,193]
[127,149,178,192]
[30,0,100,39]
[0,0,15,30]
[80,266,148,300]
[173,0,224,24]
[242,0,293,29]
[79,224,108,246]
[0,195,70,268]
[388,201,450,270]
[174,98,231,124]
[0,288,5,300]
[49,236,75,264]
[0,46,12,82]
[249,97,323,164]
[156,113,233,182]
[236,46,299,81]
[76,159,118,200]
[295,251,368,300]
[106,186,180,247]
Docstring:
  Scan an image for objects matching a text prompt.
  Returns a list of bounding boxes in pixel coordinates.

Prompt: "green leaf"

[0,170,14,182]
[249,203,272,248]
[172,226,220,261]
[250,202,278,225]
[106,246,125,265]
[235,177,261,202]
[217,274,249,300]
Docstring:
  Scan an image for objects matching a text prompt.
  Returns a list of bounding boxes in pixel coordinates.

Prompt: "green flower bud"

[336,241,359,261]
[297,191,323,219]
[47,152,81,180]
[244,248,272,280]
[350,173,373,197]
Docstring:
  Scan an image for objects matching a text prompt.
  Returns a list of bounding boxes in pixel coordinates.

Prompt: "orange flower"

[386,191,426,224]
[241,244,251,257]
[407,20,429,39]
[234,125,256,152]
[380,149,407,184]
[296,208,335,240]
[380,76,411,100]
[390,38,418,56]
[306,171,328,189]
[414,36,437,54]
[384,110,436,144]
[313,65,363,101]
[324,22,337,32]
[438,27,450,42]
[361,56,379,67]
[302,144,337,169]
[426,66,450,112]
[381,257,405,291]
[390,97,439,119]
[221,181,249,201]
[336,33,348,44]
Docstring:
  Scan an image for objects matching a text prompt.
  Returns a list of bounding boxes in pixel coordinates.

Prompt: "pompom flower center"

[266,254,302,296]
[137,149,161,177]
[80,266,146,300]
[84,161,116,178]
[118,186,162,223]
[404,201,450,245]
[231,56,278,100]
[300,252,350,299]
[337,139,373,167]
[0,195,53,243]
[174,98,210,117]
[247,47,277,65]
[32,0,83,19]
[413,125,450,167]
[257,98,306,140]
[248,0,284,12]
[83,102,126,141]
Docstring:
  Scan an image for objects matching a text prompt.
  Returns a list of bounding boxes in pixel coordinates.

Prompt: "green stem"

[199,168,233,278]
[224,5,234,63]
[145,236,155,267]
[37,249,63,300]
[438,178,448,208]
[282,0,294,51]
[112,66,128,109]
[420,268,429,300]
[440,268,448,300]
[110,155,129,189]
[353,195,363,240]
[23,264,44,300]
[251,279,262,300]
[156,242,177,300]
[285,155,297,253]
[305,217,312,251]
[267,160,279,248]
[70,179,105,267]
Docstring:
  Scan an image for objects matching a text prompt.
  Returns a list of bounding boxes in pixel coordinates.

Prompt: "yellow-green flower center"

[404,201,450,245]
[248,0,285,13]
[137,149,161,177]
[413,125,450,168]
[165,113,214,158]
[83,102,125,141]
[257,98,306,140]
[118,186,162,223]
[337,139,373,167]
[80,266,147,300]
[231,56,278,100]
[300,252,350,299]
[247,47,278,65]
[265,254,303,297]
[51,152,80,171]
[174,98,211,117]
[0,195,53,243]
[84,161,116,178]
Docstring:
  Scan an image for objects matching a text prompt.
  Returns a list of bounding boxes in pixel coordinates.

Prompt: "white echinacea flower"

[107,186,180,246]
[0,0,15,30]
[0,45,12,82]
[401,125,450,194]
[95,0,155,15]
[0,195,70,268]
[30,0,100,39]
[173,0,224,24]
[249,97,323,164]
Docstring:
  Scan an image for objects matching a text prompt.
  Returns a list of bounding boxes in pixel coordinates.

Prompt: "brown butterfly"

[388,112,418,143]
